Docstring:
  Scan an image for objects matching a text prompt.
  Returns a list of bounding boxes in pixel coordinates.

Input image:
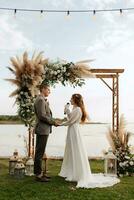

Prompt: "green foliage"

[16,89,36,127]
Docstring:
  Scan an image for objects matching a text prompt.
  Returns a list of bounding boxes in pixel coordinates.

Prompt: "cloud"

[86,9,134,55]
[0,14,33,51]
[83,0,117,9]
[43,0,76,9]
[42,0,117,9]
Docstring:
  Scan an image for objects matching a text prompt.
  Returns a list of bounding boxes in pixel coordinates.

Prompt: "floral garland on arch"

[42,59,94,87]
[6,51,95,128]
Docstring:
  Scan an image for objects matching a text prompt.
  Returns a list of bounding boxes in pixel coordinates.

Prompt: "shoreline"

[0,121,108,125]
[0,121,23,124]
[0,156,104,160]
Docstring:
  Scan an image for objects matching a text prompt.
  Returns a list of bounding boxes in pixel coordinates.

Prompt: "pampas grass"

[71,60,95,79]
[6,51,47,97]
[6,51,48,127]
[106,114,134,175]
[107,114,131,152]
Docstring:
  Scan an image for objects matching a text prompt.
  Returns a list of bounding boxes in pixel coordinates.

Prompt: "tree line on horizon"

[0,115,20,121]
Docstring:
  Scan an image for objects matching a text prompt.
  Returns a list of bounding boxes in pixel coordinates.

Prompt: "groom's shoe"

[35,176,50,182]
[42,173,51,179]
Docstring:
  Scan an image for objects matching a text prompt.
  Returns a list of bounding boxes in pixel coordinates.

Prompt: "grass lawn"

[0,159,134,200]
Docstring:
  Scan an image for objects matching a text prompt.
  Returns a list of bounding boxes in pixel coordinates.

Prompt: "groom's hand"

[54,120,61,126]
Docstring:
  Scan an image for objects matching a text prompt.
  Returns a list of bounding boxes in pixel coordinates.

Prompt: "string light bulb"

[40,10,43,18]
[14,9,17,18]
[65,10,71,19]
[92,10,96,19]
[67,10,70,16]
[120,9,123,15]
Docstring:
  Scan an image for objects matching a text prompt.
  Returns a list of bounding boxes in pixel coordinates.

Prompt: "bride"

[58,93,120,188]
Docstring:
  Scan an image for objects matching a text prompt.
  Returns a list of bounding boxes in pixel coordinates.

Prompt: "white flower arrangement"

[116,149,134,175]
[42,59,94,87]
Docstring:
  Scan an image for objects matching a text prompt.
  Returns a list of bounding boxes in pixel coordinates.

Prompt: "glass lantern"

[14,159,25,179]
[104,148,117,177]
[9,149,19,175]
[25,157,34,176]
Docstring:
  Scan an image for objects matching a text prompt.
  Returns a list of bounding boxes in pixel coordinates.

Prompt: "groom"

[34,83,58,182]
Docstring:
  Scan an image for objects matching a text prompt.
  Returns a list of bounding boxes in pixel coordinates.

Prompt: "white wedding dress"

[59,106,120,188]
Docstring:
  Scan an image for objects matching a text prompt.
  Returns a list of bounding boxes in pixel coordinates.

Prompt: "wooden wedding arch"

[29,68,124,157]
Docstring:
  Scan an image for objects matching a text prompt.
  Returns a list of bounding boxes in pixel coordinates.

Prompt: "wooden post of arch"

[112,73,119,133]
[28,127,34,157]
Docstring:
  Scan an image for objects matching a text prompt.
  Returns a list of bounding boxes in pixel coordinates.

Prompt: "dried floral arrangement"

[107,115,134,176]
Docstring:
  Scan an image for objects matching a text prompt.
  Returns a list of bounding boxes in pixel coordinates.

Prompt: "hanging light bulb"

[119,9,123,15]
[14,9,17,19]
[40,10,43,18]
[65,10,71,19]
[92,10,96,19]
[67,10,70,16]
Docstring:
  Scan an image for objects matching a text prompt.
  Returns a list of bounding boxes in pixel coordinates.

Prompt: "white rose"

[129,161,134,166]
[59,77,63,81]
[54,65,58,68]
[119,162,123,167]
[125,156,130,159]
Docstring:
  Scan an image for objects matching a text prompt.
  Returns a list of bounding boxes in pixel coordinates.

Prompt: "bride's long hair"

[72,94,88,123]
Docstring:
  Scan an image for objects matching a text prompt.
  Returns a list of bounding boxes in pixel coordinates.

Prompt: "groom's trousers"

[34,134,49,176]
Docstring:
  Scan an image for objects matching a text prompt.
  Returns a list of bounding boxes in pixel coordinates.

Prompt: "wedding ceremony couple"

[34,83,120,188]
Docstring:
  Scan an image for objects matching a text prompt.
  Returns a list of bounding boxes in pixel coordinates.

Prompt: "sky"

[0,0,134,123]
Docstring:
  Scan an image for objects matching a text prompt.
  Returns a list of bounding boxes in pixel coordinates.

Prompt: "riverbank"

[0,156,104,160]
[0,121,23,124]
[0,120,108,125]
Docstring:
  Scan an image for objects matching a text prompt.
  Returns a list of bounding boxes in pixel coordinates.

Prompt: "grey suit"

[34,95,55,175]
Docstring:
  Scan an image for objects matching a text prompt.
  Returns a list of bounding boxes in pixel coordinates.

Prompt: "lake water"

[0,124,134,158]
